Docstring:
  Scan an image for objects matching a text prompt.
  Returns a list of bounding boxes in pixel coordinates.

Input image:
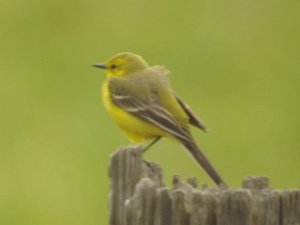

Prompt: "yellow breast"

[102,79,167,143]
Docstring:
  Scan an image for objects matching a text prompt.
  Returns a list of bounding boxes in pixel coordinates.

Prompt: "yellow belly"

[102,80,167,143]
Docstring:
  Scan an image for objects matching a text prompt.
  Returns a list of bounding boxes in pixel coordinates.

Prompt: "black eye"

[110,64,117,69]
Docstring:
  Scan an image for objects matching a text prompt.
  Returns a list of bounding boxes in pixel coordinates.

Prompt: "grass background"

[1,0,299,224]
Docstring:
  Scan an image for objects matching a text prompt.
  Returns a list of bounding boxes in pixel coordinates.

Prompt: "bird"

[93,52,225,185]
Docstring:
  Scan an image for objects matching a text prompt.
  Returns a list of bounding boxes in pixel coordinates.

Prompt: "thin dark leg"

[143,137,161,153]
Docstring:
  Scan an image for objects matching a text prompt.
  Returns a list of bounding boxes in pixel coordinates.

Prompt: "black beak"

[92,64,107,69]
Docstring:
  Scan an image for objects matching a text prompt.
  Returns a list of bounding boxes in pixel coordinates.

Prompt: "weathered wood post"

[108,145,300,225]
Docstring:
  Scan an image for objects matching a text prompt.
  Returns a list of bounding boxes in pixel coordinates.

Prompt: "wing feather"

[110,92,192,142]
[175,95,208,132]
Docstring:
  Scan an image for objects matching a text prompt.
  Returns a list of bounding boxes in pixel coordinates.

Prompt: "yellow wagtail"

[93,52,225,185]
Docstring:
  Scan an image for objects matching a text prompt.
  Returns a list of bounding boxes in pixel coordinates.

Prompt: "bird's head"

[93,52,149,77]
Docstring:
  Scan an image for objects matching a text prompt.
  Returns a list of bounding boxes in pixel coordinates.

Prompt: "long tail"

[182,141,226,186]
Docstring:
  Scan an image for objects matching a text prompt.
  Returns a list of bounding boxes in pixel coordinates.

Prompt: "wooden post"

[108,145,300,225]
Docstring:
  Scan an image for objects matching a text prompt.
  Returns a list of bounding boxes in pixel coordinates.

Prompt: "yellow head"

[93,52,149,77]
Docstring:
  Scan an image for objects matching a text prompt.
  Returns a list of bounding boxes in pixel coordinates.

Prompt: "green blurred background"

[1,0,299,224]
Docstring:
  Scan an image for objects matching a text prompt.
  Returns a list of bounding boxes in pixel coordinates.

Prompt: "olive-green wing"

[175,95,208,132]
[109,89,193,143]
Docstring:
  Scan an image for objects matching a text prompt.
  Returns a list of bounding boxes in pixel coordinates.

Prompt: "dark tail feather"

[182,141,226,186]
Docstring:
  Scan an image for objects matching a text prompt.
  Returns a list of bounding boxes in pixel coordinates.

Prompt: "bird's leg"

[143,137,161,153]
